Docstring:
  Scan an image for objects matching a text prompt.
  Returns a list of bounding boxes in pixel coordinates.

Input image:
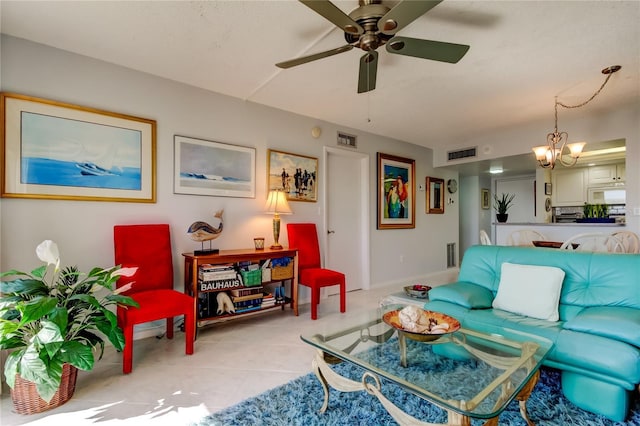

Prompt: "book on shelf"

[234,305,262,314]
[233,299,262,309]
[231,293,264,303]
[199,278,242,292]
[199,264,238,281]
[230,286,263,297]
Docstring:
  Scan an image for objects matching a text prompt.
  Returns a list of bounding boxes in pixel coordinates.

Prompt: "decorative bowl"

[382,309,460,342]
[403,284,432,299]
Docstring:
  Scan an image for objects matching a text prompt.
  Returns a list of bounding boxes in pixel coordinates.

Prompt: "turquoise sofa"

[424,245,640,421]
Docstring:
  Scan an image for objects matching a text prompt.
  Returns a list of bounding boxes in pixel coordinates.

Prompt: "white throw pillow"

[492,262,565,321]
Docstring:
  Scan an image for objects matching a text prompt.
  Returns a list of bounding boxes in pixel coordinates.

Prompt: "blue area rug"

[195,338,640,426]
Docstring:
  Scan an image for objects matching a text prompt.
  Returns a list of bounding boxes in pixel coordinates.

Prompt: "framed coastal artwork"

[267,149,318,202]
[377,152,415,229]
[1,92,156,202]
[174,135,256,198]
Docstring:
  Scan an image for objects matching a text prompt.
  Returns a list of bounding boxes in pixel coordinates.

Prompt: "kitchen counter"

[494,222,626,245]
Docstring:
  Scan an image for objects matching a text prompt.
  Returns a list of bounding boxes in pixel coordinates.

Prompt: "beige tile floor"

[0,285,405,426]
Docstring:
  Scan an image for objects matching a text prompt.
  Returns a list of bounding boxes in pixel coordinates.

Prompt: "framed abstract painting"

[377,152,415,229]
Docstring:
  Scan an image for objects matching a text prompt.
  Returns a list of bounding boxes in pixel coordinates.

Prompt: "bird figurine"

[188,210,224,254]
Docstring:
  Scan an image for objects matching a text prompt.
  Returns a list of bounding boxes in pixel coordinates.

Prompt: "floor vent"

[446,243,457,268]
[447,147,477,161]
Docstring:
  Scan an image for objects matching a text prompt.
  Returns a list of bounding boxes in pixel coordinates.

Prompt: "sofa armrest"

[428,281,493,309]
[563,306,640,347]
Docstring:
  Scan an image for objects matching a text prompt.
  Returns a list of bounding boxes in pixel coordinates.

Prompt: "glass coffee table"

[301,307,552,425]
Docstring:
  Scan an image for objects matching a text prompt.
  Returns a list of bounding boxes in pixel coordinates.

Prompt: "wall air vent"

[337,131,357,149]
[447,242,457,268]
[447,147,477,161]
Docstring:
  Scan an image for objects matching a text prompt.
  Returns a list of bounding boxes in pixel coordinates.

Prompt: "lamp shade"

[264,190,292,215]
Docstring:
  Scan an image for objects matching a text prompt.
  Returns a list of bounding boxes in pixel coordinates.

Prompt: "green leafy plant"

[0,240,139,402]
[583,203,609,218]
[493,193,516,215]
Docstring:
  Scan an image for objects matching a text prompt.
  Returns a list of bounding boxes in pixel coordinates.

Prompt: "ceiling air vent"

[447,147,477,161]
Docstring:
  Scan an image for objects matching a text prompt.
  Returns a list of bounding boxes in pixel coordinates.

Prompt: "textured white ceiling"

[2,0,639,149]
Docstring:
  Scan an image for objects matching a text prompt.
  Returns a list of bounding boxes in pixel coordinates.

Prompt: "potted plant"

[578,203,614,223]
[493,193,515,223]
[0,240,138,414]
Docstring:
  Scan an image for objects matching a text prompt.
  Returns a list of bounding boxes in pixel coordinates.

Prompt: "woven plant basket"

[11,364,78,415]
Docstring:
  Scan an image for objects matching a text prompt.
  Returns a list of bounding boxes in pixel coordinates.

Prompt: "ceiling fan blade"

[299,0,364,35]
[378,0,443,35]
[386,36,470,63]
[357,51,378,94]
[276,45,354,69]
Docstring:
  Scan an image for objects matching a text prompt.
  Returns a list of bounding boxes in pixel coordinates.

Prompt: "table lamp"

[264,190,292,249]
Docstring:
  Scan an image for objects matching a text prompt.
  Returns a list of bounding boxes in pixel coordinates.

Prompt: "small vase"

[496,213,508,223]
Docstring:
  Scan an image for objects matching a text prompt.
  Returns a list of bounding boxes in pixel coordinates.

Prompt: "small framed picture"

[545,183,552,196]
[481,188,490,210]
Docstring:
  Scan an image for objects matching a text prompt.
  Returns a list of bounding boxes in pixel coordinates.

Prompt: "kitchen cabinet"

[552,168,587,206]
[588,163,625,185]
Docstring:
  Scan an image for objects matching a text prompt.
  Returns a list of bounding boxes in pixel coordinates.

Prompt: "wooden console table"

[182,248,298,329]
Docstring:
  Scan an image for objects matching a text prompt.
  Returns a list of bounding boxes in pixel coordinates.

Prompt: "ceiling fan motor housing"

[346,2,393,51]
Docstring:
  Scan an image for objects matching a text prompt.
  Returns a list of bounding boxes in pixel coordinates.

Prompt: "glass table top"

[301,306,552,419]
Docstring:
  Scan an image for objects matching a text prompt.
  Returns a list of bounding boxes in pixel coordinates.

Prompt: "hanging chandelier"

[533,65,621,169]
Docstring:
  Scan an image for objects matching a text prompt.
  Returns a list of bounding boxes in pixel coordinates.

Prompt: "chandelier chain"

[556,72,614,110]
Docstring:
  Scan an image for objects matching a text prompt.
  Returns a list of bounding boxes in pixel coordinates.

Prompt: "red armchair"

[287,223,346,320]
[113,224,195,374]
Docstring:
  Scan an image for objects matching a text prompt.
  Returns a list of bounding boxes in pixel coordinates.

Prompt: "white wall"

[0,35,458,294]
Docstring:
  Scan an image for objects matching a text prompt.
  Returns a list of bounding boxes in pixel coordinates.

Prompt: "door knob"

[327,230,335,234]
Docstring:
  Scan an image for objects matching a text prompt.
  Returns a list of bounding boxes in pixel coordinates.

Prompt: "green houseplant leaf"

[0,240,139,403]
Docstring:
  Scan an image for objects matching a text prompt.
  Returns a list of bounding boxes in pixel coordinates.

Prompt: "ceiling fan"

[276,0,470,93]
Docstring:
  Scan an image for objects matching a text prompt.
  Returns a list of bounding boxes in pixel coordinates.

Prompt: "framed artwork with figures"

[377,152,415,229]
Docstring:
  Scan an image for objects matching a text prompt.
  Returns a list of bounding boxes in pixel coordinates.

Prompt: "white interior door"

[325,148,369,293]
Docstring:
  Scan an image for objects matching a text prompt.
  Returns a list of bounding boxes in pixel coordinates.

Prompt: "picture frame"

[377,152,415,229]
[426,176,445,214]
[481,188,490,209]
[267,149,318,202]
[545,182,552,196]
[1,92,156,202]
[174,135,256,198]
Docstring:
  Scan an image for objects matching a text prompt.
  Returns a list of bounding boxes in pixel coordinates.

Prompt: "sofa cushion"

[428,281,493,309]
[555,329,640,385]
[492,262,565,321]
[563,306,640,347]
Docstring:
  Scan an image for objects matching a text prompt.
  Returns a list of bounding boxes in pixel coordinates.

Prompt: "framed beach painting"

[174,135,256,198]
[1,93,156,202]
[267,149,318,202]
[377,152,415,229]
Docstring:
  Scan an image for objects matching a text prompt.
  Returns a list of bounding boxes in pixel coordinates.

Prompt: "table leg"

[398,332,407,367]
[516,370,540,425]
